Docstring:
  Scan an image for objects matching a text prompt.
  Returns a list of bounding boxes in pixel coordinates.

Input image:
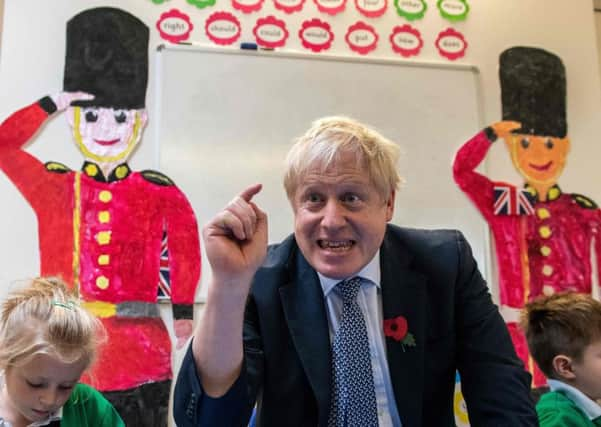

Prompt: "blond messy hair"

[0,277,104,370]
[283,116,403,201]
[520,292,601,378]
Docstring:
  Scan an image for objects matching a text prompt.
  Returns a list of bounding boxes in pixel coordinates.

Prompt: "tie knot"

[337,277,362,304]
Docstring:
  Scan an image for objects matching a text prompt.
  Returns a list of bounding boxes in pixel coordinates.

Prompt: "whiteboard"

[153,45,489,300]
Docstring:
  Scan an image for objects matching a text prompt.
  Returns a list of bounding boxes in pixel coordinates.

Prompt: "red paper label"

[435,28,467,60]
[274,0,306,14]
[253,16,289,48]
[389,24,423,57]
[313,0,347,15]
[355,0,387,18]
[298,19,334,52]
[232,0,265,14]
[345,21,378,55]
[205,12,242,45]
[156,9,194,44]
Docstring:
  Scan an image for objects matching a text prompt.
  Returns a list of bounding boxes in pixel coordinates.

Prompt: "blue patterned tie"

[328,277,379,427]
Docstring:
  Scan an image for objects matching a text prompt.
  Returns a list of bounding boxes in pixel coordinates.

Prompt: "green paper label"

[187,0,217,9]
[394,0,427,21]
[437,0,469,22]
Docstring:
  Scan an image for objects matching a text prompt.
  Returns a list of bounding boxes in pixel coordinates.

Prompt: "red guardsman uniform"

[454,128,601,386]
[0,98,201,391]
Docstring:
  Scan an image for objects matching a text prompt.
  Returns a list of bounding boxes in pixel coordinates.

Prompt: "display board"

[153,45,488,299]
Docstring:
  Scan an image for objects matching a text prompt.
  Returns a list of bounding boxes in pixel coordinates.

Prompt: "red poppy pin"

[383,315,416,351]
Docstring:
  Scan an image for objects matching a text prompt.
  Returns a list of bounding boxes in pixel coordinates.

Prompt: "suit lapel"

[279,253,331,427]
[380,232,427,427]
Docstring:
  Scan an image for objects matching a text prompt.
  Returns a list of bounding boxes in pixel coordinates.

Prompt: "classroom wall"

[0,2,601,423]
[0,0,3,63]
[596,9,601,81]
[1,0,600,293]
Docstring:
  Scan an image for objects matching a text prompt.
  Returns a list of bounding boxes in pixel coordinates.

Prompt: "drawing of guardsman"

[453,47,601,388]
[0,8,200,426]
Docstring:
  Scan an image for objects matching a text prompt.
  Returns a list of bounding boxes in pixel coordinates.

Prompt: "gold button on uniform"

[96,276,109,289]
[539,226,551,239]
[98,211,110,223]
[99,190,112,203]
[97,231,111,245]
[537,208,550,220]
[543,285,555,296]
[98,255,110,266]
[548,187,560,201]
[542,265,554,276]
[540,246,552,257]
[85,163,98,176]
[115,165,128,179]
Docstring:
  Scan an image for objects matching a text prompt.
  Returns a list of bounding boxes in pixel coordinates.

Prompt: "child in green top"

[521,292,601,427]
[0,277,124,427]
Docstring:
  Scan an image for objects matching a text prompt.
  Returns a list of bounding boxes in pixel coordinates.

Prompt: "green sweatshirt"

[60,383,124,427]
[537,391,601,427]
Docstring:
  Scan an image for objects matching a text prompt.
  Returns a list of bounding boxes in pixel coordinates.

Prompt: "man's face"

[291,151,394,279]
[67,106,147,163]
[3,353,87,424]
[505,134,570,185]
[570,340,601,401]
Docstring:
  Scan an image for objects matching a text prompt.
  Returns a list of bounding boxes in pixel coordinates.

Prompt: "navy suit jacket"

[174,225,537,426]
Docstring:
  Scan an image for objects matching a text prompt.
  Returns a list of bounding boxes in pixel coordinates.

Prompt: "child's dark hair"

[520,292,601,378]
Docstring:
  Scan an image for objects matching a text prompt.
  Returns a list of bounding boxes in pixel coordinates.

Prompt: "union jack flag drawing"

[493,184,536,216]
[158,230,171,300]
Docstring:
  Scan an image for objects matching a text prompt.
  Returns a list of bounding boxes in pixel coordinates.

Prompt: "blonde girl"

[0,277,123,427]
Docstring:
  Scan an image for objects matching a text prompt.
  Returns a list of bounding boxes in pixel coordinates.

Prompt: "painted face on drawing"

[3,353,87,424]
[505,134,570,186]
[291,150,395,279]
[67,106,147,163]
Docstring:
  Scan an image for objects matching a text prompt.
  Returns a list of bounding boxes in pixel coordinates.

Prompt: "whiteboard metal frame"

[152,43,497,300]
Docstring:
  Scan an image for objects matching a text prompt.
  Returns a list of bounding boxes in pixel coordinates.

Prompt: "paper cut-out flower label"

[345,21,378,55]
[187,0,217,9]
[435,27,467,60]
[383,315,416,351]
[355,0,387,18]
[232,0,265,13]
[274,0,306,14]
[253,16,289,48]
[156,9,194,44]
[394,0,427,20]
[205,12,242,45]
[389,24,423,57]
[437,0,469,22]
[299,19,334,52]
[314,0,347,16]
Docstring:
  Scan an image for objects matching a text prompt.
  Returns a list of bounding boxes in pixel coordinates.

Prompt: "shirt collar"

[548,379,601,420]
[81,161,131,183]
[524,183,563,201]
[318,251,381,297]
[0,411,62,427]
[29,408,62,427]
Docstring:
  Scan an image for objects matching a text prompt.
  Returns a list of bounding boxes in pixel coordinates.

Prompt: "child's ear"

[552,354,576,380]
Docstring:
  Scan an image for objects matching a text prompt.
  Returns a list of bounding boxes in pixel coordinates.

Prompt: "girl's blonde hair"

[283,116,403,202]
[0,277,104,370]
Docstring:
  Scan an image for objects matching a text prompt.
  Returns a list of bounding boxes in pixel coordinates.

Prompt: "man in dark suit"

[174,117,537,426]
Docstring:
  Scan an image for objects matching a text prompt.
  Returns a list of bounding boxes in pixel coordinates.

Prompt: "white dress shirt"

[318,251,402,427]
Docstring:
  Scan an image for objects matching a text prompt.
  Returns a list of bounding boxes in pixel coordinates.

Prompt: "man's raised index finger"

[239,183,263,202]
